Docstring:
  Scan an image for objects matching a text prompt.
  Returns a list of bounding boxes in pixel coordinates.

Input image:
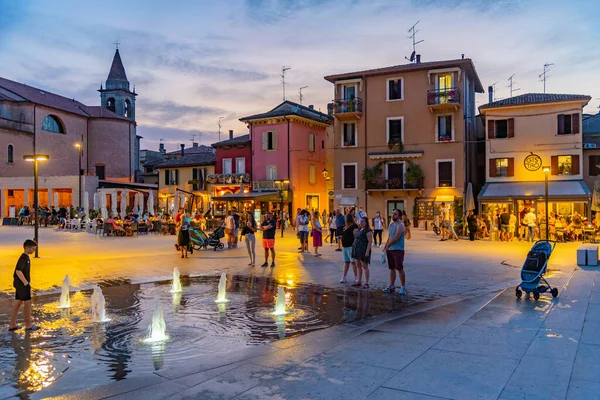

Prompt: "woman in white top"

[327,212,337,246]
[372,211,385,247]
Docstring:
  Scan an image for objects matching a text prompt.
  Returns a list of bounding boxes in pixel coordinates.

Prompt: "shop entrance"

[306,195,320,212]
[387,200,404,225]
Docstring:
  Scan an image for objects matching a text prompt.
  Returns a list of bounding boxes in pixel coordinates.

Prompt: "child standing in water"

[9,240,39,332]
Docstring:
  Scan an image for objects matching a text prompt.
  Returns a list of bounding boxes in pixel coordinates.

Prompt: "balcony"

[366,178,423,191]
[252,180,283,192]
[329,97,363,120]
[427,88,461,112]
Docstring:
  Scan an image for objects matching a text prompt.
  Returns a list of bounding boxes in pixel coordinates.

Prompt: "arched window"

[124,99,131,118]
[41,115,65,134]
[106,98,116,112]
[7,144,14,164]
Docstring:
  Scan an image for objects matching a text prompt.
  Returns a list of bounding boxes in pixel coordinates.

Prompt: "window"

[222,158,232,174]
[262,131,277,150]
[436,159,454,187]
[558,113,580,135]
[342,85,356,100]
[551,155,580,176]
[387,77,403,101]
[558,156,572,175]
[309,133,316,152]
[172,169,179,185]
[7,144,14,164]
[266,165,277,180]
[236,157,245,174]
[387,117,403,145]
[342,123,356,147]
[386,163,404,189]
[589,155,600,176]
[106,98,115,112]
[487,118,514,139]
[192,168,199,190]
[124,99,131,118]
[489,158,514,177]
[96,165,106,180]
[342,163,357,189]
[8,189,14,197]
[437,75,452,104]
[437,115,452,142]
[41,115,64,134]
[309,165,316,184]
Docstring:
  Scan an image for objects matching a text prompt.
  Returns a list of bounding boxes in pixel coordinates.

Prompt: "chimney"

[180,143,185,156]
[308,105,314,109]
[461,53,465,60]
[193,142,198,148]
[159,143,165,154]
[416,54,421,63]
[229,129,233,140]
[488,86,494,103]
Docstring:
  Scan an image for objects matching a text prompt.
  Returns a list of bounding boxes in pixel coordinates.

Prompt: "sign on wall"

[524,153,542,172]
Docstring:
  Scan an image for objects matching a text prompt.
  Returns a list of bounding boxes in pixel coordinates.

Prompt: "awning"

[339,196,357,206]
[212,191,282,201]
[478,180,592,201]
[98,180,158,191]
[369,150,424,160]
[435,195,455,202]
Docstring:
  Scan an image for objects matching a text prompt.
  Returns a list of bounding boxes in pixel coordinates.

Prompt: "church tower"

[99,47,137,121]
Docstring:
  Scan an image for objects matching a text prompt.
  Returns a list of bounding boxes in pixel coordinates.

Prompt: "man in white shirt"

[225,211,235,248]
[356,207,367,220]
[524,208,537,242]
[440,202,450,241]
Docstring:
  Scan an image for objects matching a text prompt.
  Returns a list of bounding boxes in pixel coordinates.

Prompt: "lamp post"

[24,154,50,258]
[75,143,82,209]
[543,166,550,240]
[274,179,289,237]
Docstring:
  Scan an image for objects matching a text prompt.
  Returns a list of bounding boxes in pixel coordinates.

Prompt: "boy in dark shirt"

[9,239,38,331]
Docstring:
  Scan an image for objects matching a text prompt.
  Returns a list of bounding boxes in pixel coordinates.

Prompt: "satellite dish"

[409,51,416,62]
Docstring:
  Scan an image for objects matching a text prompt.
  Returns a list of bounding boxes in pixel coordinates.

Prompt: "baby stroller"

[208,226,225,250]
[189,227,225,251]
[516,240,558,300]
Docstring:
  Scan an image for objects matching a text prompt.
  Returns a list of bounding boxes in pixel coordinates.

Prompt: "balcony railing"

[427,88,461,106]
[253,180,283,192]
[329,97,363,116]
[366,178,423,190]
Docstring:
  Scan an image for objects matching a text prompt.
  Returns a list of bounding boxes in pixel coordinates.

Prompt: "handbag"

[225,227,232,235]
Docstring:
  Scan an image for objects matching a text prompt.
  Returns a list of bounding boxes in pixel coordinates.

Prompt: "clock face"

[524,154,542,172]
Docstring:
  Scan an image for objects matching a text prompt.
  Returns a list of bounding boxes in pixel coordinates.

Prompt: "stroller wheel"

[515,288,522,299]
[551,288,559,298]
[218,243,224,249]
[533,292,540,300]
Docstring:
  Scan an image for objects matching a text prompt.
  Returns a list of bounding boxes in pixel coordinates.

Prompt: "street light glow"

[542,166,550,173]
[23,154,50,162]
[75,143,81,148]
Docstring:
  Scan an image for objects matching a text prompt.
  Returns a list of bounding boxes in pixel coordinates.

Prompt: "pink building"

[238,101,332,217]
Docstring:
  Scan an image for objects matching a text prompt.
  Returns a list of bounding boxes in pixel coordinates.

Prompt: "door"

[343,85,356,100]
[437,75,452,104]
[387,200,404,226]
[306,195,319,212]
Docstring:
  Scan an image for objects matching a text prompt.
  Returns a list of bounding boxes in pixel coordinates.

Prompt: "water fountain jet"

[273,287,287,315]
[215,272,229,303]
[144,302,168,343]
[90,286,110,322]
[170,267,182,293]
[57,274,72,309]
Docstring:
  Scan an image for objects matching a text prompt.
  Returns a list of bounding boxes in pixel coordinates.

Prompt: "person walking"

[241,213,257,266]
[224,210,235,249]
[509,211,517,241]
[311,211,323,256]
[500,208,510,242]
[352,217,373,289]
[231,207,241,248]
[372,211,385,247]
[383,209,407,294]
[340,214,359,284]
[402,210,412,240]
[8,240,39,331]
[326,212,336,245]
[440,202,450,241]
[448,207,459,241]
[177,212,191,258]
[524,208,537,242]
[335,209,345,251]
[467,210,478,241]
[260,212,277,268]
[297,210,309,253]
[356,207,367,220]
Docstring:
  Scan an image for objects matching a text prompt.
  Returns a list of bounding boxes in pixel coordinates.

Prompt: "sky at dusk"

[1,0,599,151]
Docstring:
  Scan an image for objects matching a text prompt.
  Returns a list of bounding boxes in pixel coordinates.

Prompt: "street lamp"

[23,154,49,258]
[543,166,550,241]
[75,143,82,209]
[274,179,289,237]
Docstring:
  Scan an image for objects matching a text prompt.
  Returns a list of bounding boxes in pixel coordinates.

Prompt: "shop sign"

[328,191,334,196]
[524,153,542,172]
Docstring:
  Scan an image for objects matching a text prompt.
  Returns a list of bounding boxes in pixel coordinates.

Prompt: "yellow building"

[478,93,592,220]
[155,152,215,214]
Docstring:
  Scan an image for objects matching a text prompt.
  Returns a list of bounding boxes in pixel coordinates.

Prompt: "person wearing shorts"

[260,212,276,268]
[340,213,359,284]
[335,209,345,251]
[9,239,39,332]
[297,210,309,253]
[383,209,407,295]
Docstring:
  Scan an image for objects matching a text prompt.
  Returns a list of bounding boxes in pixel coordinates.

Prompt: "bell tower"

[99,44,137,121]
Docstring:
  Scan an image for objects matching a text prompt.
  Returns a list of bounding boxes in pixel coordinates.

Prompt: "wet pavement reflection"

[0,275,441,398]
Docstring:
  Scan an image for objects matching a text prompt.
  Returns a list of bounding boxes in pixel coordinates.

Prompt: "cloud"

[139,100,227,128]
[137,125,238,151]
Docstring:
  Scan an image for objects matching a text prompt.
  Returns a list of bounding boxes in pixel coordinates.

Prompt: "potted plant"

[362,163,383,188]
[405,161,424,189]
[387,139,404,152]
[206,174,218,184]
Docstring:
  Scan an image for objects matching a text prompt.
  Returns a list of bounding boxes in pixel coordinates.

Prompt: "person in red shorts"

[260,212,277,268]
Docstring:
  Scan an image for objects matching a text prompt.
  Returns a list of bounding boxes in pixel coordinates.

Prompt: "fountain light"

[170,267,182,293]
[215,272,229,303]
[144,302,168,343]
[57,275,72,309]
[90,286,110,322]
[273,287,287,316]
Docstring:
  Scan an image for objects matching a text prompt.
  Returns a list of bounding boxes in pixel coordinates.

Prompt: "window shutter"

[192,168,198,190]
[273,132,277,150]
[508,118,515,138]
[164,170,169,186]
[200,168,206,190]
[487,119,495,139]
[572,113,580,134]
[489,158,496,177]
[590,156,599,176]
[175,169,179,185]
[507,158,514,177]
[262,131,268,150]
[551,156,558,175]
[572,155,580,175]
[557,114,565,135]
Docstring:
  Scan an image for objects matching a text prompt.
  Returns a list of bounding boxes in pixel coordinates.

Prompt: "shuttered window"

[551,155,580,175]
[342,164,357,189]
[589,155,600,176]
[437,160,454,187]
[557,113,580,135]
[488,118,514,139]
[262,131,277,150]
[164,170,169,186]
[489,158,514,177]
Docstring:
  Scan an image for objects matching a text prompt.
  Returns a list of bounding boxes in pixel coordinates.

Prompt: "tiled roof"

[154,152,216,169]
[107,49,128,82]
[83,106,129,120]
[166,145,214,156]
[479,93,591,110]
[324,58,484,93]
[211,134,250,147]
[142,151,166,167]
[239,101,332,124]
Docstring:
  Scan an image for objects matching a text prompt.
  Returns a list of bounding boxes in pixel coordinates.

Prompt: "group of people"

[17,205,73,228]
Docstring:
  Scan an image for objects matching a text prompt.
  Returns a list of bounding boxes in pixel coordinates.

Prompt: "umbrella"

[93,192,98,210]
[54,192,59,208]
[101,189,108,219]
[148,190,154,216]
[139,192,145,215]
[120,190,128,219]
[111,189,118,217]
[84,191,89,220]
[180,193,185,208]
[593,181,600,212]
[134,192,140,215]
[464,182,475,214]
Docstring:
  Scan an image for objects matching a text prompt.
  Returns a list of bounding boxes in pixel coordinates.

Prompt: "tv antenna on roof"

[190,133,197,144]
[281,66,291,101]
[405,21,424,63]
[299,86,308,105]
[218,117,224,142]
[507,74,520,98]
[538,63,554,93]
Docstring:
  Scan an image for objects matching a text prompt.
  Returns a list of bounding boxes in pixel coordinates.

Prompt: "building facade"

[478,93,592,220]
[324,58,483,226]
